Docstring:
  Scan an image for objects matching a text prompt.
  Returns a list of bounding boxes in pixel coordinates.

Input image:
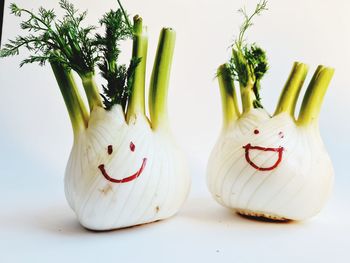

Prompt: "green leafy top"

[95,9,138,110]
[0,0,139,111]
[0,0,98,75]
[229,0,268,108]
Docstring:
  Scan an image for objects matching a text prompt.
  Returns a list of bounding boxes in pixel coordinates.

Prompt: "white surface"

[1,0,350,262]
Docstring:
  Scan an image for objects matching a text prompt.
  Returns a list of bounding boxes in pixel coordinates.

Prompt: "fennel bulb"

[66,105,189,230]
[207,1,334,221]
[1,1,190,230]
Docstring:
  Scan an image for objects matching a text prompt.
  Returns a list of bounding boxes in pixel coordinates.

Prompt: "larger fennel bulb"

[66,106,189,230]
[61,23,190,230]
[207,1,334,221]
[1,1,190,230]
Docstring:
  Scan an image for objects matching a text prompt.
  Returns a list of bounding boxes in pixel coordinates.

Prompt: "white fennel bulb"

[0,2,190,230]
[207,104,334,220]
[66,106,189,230]
[207,1,334,221]
[61,20,191,230]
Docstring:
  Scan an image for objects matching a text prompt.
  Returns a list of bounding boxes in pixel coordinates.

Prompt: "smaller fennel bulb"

[207,1,334,221]
[1,1,190,230]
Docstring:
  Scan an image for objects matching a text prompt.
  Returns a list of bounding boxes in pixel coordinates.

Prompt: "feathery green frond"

[228,0,268,108]
[96,8,137,111]
[1,0,98,76]
[1,0,141,111]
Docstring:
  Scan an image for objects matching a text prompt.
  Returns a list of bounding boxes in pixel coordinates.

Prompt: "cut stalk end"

[126,16,148,122]
[297,65,334,126]
[149,28,176,131]
[217,64,240,127]
[133,15,143,33]
[274,62,309,118]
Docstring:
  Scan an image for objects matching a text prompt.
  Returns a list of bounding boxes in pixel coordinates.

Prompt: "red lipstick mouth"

[242,143,284,171]
[98,158,147,183]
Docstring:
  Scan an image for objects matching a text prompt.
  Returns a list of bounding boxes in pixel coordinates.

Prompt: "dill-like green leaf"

[56,0,98,75]
[229,0,268,108]
[0,4,58,61]
[244,44,268,108]
[243,44,268,81]
[96,8,137,111]
[235,0,268,50]
[1,0,139,111]
[1,0,98,75]
[10,3,22,16]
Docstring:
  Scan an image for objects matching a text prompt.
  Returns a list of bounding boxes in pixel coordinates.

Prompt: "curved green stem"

[297,65,334,126]
[149,28,176,130]
[126,16,148,122]
[274,62,308,118]
[217,64,240,127]
[51,62,89,136]
[80,72,103,111]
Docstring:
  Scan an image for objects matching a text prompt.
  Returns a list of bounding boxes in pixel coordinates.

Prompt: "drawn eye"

[254,129,260,135]
[279,131,284,138]
[130,141,136,152]
[107,145,113,155]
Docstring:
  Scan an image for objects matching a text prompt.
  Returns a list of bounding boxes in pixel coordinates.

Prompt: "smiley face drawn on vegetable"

[242,129,284,171]
[98,142,147,183]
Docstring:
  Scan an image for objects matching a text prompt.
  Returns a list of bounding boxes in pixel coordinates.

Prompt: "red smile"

[98,158,147,183]
[98,143,147,183]
[242,143,284,171]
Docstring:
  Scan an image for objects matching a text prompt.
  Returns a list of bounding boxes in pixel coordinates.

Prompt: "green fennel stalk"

[220,0,334,126]
[0,0,141,132]
[51,62,89,134]
[297,66,335,126]
[274,62,309,118]
[217,64,240,126]
[149,28,176,130]
[228,0,268,112]
[0,0,178,135]
[126,16,148,122]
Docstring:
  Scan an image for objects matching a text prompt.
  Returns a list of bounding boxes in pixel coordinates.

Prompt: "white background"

[1,0,349,262]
